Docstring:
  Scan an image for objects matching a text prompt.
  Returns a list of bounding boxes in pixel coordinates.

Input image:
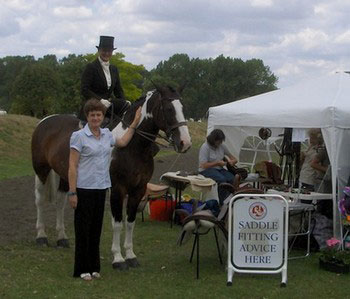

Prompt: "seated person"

[299,129,323,191]
[198,129,239,203]
[79,35,130,123]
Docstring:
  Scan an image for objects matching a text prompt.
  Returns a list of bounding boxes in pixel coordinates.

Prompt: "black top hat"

[96,35,116,50]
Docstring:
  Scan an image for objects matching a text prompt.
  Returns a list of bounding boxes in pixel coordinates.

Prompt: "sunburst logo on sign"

[249,202,267,220]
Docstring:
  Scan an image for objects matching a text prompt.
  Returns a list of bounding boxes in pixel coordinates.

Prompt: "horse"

[31,86,192,263]
[109,86,191,269]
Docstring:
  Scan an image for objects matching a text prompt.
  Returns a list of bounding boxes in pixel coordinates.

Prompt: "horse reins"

[157,95,187,140]
[111,97,186,148]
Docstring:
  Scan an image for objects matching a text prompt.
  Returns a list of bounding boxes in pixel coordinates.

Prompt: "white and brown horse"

[31,86,192,267]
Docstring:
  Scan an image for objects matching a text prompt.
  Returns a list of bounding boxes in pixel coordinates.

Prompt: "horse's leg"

[111,188,128,270]
[46,171,70,248]
[124,190,145,268]
[35,175,49,246]
[56,189,69,248]
[124,219,139,267]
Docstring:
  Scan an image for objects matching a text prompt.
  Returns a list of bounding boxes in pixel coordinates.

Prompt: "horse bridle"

[114,94,187,148]
[157,95,187,138]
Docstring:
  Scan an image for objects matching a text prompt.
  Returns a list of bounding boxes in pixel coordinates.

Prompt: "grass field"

[0,115,207,179]
[0,115,348,299]
[0,212,349,299]
[0,114,38,179]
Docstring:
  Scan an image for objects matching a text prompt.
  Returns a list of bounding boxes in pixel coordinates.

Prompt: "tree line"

[0,53,278,119]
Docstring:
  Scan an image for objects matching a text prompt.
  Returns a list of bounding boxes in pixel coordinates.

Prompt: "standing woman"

[299,128,323,191]
[68,99,141,281]
[80,35,129,121]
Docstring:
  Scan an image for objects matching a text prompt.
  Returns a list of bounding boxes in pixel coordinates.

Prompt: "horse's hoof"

[126,258,140,268]
[112,262,129,271]
[36,237,49,247]
[57,239,70,248]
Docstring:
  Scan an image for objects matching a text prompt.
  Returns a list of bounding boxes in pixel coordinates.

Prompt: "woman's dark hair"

[84,98,106,117]
[207,129,225,146]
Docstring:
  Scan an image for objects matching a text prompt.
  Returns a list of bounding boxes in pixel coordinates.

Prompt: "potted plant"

[319,238,350,274]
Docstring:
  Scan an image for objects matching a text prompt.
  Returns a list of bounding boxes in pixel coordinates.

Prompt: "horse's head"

[152,85,192,153]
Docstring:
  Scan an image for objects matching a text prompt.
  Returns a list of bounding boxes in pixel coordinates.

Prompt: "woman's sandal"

[92,272,101,279]
[80,273,92,281]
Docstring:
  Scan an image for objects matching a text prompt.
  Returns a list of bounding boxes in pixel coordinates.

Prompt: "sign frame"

[227,193,289,287]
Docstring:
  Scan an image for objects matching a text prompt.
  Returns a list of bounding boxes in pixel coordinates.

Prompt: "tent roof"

[208,72,350,129]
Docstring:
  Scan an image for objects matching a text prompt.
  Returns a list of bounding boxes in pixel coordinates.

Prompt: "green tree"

[0,52,146,116]
[145,54,191,90]
[38,55,59,69]
[111,53,145,101]
[58,54,87,114]
[148,54,278,119]
[10,63,62,118]
[0,56,35,111]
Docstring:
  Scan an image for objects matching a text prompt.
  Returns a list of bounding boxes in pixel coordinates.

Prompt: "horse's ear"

[150,80,161,92]
[178,81,187,94]
[151,80,167,96]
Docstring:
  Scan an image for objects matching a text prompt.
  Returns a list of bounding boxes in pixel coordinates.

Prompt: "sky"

[1,0,350,88]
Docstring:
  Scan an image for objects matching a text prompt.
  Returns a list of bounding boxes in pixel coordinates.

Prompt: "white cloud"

[48,48,71,56]
[53,6,92,18]
[250,0,273,7]
[0,8,20,37]
[1,0,350,88]
[275,63,300,76]
[1,0,36,10]
[279,28,329,51]
[314,3,328,15]
[335,30,350,44]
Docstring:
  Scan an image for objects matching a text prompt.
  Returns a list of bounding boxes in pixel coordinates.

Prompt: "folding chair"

[177,188,263,279]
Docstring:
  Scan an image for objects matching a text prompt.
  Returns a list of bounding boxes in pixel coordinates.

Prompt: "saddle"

[102,100,129,128]
[78,98,131,129]
[137,183,169,214]
[176,187,263,278]
[177,187,264,246]
[255,161,283,184]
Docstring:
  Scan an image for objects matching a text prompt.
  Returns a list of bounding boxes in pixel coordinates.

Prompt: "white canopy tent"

[208,72,350,237]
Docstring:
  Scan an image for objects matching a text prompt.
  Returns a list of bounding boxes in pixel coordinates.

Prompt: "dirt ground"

[0,147,199,246]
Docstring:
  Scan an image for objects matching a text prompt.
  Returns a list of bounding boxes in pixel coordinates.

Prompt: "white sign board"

[233,198,284,269]
[227,194,289,287]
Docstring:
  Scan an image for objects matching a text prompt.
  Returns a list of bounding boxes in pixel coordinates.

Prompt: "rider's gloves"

[100,99,111,108]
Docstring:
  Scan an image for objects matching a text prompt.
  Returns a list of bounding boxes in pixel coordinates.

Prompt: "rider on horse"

[79,35,130,123]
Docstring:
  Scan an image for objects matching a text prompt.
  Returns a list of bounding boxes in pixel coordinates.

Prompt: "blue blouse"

[70,124,115,189]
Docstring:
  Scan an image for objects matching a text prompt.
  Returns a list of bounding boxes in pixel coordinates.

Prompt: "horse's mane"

[108,86,178,131]
[129,95,147,111]
[166,85,177,93]
[107,91,157,131]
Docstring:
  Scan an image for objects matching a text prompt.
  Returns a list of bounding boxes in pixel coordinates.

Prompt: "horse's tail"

[46,170,60,203]
[35,170,60,203]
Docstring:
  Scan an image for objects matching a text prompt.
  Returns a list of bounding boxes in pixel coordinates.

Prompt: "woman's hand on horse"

[131,107,142,128]
[69,195,78,209]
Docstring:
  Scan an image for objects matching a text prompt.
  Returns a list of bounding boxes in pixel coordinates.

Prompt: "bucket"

[149,198,175,221]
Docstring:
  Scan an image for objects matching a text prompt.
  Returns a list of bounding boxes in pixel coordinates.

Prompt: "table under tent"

[207,72,350,239]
